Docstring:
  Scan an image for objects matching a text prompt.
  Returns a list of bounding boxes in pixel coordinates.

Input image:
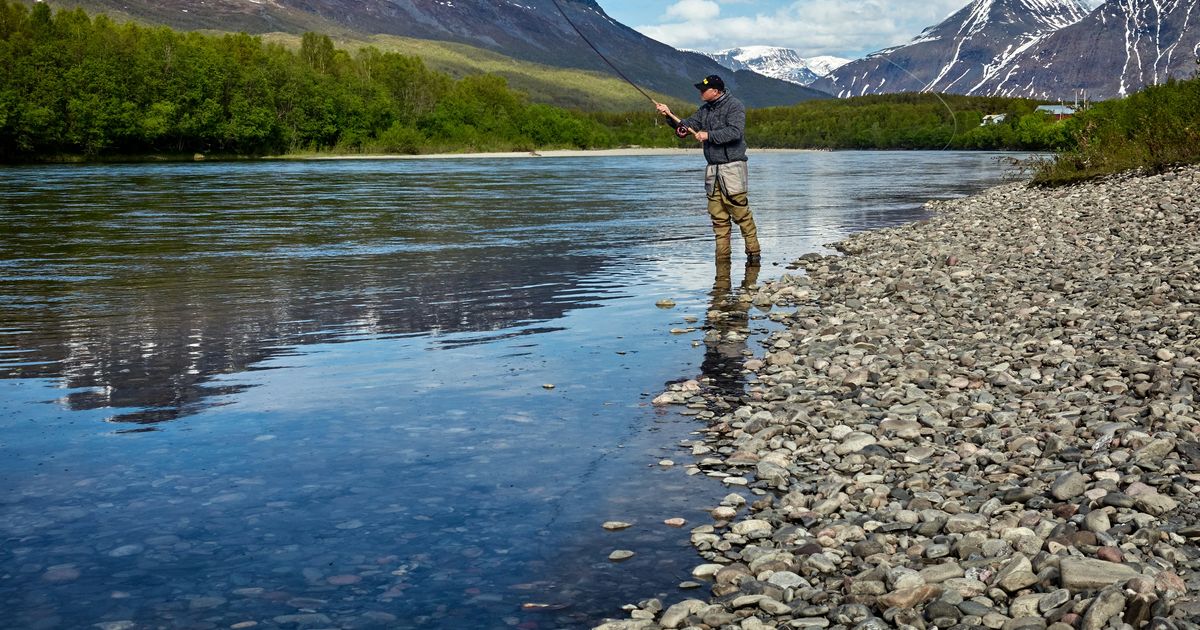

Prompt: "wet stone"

[273,614,333,626]
[1050,472,1088,501]
[41,565,81,583]
[1059,558,1139,592]
[107,544,144,557]
[623,166,1200,630]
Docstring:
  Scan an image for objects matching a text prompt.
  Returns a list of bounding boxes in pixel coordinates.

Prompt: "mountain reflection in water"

[0,161,647,424]
[1,244,606,423]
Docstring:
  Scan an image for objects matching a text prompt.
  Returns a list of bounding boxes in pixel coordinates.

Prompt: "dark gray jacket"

[677,92,748,165]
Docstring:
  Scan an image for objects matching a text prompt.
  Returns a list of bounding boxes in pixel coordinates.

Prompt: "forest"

[748,93,1073,151]
[0,1,1082,161]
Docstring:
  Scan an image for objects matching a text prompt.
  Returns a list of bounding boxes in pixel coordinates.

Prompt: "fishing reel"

[675,124,690,138]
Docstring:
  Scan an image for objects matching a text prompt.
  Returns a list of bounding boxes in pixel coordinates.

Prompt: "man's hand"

[694,130,709,142]
[654,101,672,118]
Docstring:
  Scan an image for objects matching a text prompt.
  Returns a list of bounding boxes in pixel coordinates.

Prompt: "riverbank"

[607,165,1200,629]
[300,147,825,161]
[300,147,700,160]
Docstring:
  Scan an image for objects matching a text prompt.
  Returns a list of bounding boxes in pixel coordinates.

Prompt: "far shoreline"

[297,147,828,161]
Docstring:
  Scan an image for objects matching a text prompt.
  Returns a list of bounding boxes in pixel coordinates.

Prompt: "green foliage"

[745,93,1066,151]
[0,1,1093,162]
[354,33,678,113]
[1034,77,1200,185]
[300,32,334,74]
[0,1,621,160]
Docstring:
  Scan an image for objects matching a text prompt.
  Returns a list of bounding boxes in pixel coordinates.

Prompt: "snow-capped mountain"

[813,0,1200,100]
[974,0,1200,99]
[701,46,850,86]
[812,0,1091,97]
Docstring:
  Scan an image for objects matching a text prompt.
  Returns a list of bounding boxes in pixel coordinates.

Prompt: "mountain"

[701,47,850,86]
[814,0,1200,101]
[973,0,1200,99]
[812,0,1091,97]
[42,0,828,108]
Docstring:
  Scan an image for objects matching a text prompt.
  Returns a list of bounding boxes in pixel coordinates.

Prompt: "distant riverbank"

[299,147,701,160]
[299,147,832,161]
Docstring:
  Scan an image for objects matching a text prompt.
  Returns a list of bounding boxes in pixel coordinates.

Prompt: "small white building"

[981,114,1008,126]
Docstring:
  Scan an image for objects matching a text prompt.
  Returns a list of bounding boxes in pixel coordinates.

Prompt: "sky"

[596,0,1107,60]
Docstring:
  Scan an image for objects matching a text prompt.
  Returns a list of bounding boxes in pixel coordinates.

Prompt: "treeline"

[0,1,1079,161]
[1033,75,1200,185]
[0,1,675,159]
[747,93,1072,151]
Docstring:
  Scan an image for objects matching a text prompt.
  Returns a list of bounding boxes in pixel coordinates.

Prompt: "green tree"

[300,32,334,74]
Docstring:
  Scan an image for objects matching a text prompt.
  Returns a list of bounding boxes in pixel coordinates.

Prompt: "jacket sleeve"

[676,111,699,130]
[705,99,745,145]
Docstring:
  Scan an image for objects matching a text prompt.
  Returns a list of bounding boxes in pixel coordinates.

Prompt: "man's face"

[699,86,720,102]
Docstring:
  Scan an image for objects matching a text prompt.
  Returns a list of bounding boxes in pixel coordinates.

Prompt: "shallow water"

[0,151,1027,628]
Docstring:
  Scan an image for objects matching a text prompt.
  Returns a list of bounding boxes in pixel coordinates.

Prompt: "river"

[0,150,1028,629]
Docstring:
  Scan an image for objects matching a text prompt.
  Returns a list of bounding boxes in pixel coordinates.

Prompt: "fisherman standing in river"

[656,75,761,263]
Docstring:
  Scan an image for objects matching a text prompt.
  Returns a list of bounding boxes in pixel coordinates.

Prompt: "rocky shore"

[599,164,1200,630]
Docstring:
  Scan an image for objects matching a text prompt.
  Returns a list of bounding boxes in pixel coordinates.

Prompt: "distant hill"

[260,33,681,113]
[38,0,829,108]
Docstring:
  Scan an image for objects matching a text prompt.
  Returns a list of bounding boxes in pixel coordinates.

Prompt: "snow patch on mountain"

[814,0,1092,98]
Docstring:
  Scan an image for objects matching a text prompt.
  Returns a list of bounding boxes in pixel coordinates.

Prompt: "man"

[656,75,761,262]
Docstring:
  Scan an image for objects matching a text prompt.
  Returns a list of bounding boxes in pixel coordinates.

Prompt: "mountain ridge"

[38,0,828,108]
[813,0,1091,97]
[813,0,1200,100]
[974,0,1200,99]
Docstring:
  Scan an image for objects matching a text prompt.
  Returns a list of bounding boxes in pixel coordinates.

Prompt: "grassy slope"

[251,31,695,114]
[361,34,689,113]
[40,0,694,113]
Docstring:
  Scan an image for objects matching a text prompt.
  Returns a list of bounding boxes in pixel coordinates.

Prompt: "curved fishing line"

[548,0,658,104]
[877,57,960,151]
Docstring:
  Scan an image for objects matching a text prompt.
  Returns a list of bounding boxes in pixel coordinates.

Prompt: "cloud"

[664,0,722,21]
[635,0,1005,58]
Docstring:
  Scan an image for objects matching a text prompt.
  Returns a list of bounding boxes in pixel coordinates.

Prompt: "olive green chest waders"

[705,161,760,259]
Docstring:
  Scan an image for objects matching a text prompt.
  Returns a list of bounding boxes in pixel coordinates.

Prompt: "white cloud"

[664,0,722,21]
[633,0,1097,59]
[640,0,961,57]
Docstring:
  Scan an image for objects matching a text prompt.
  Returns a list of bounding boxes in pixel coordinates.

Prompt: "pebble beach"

[602,164,1200,630]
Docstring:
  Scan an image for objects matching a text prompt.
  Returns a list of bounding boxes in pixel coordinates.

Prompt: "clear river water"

[0,151,1027,629]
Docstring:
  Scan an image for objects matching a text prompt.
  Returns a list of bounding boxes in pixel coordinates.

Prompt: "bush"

[1034,77,1200,185]
[368,123,424,154]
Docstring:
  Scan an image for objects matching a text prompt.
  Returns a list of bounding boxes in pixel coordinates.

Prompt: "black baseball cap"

[694,75,725,91]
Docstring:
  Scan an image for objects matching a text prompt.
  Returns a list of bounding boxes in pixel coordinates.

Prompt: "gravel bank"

[602,165,1200,630]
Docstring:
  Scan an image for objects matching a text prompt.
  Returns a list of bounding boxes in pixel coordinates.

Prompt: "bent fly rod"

[548,0,656,105]
[548,0,700,137]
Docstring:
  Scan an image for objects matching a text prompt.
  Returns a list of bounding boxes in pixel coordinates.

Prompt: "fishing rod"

[548,0,701,139]
[548,0,657,106]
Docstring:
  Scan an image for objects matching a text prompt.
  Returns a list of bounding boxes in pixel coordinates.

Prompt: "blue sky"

[597,0,1106,59]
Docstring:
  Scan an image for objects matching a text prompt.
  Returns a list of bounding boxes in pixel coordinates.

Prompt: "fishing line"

[549,0,959,148]
[879,57,961,151]
[549,0,658,104]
